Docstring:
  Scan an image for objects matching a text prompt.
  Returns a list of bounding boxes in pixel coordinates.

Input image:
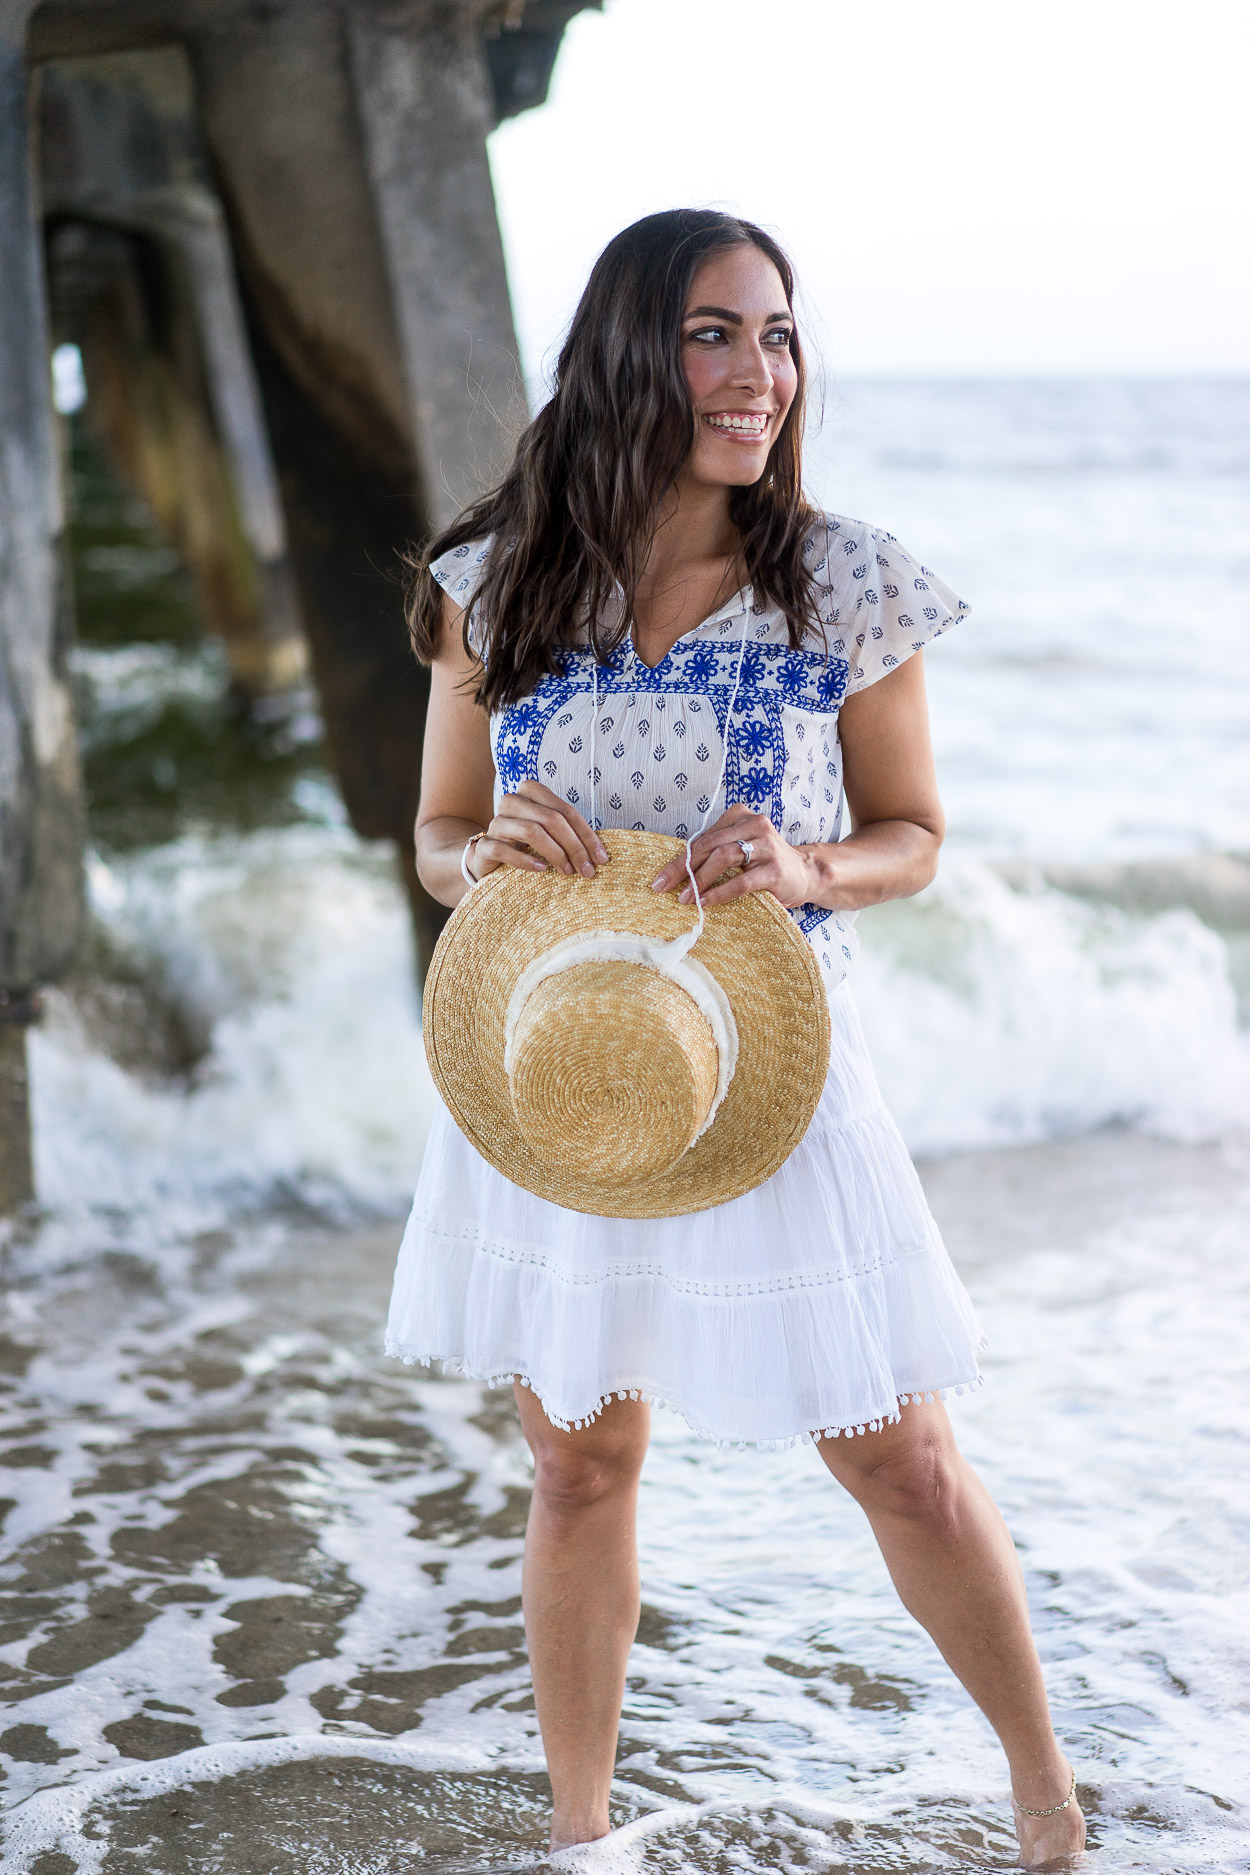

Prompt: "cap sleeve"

[808,515,969,695]
[429,536,492,605]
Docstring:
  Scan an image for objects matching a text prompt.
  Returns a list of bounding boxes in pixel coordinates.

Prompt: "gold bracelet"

[1012,1767,1077,1818]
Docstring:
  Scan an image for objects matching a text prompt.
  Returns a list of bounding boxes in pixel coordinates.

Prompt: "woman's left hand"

[650,805,814,910]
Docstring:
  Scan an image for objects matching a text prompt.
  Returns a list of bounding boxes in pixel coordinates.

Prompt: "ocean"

[2,379,1248,1871]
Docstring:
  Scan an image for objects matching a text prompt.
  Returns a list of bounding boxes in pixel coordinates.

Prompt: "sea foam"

[856,858,1250,1156]
[30,827,435,1227]
[27,827,1249,1228]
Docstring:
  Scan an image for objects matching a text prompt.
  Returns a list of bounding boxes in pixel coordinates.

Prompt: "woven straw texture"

[422,829,831,1218]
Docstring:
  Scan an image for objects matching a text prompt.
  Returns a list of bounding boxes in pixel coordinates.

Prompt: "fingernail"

[581,862,595,878]
[651,874,666,891]
[595,844,609,864]
[678,887,691,904]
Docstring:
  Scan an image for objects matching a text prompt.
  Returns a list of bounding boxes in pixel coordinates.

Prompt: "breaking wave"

[27,828,1250,1230]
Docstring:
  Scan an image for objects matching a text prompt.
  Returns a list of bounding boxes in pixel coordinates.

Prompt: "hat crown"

[509,962,719,1189]
[423,829,831,1218]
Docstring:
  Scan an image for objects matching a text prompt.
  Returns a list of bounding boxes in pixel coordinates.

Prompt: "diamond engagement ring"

[738,839,754,867]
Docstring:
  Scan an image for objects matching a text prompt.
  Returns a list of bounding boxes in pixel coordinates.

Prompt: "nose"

[733,336,774,398]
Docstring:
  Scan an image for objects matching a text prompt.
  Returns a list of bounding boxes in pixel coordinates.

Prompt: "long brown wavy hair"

[407,208,824,710]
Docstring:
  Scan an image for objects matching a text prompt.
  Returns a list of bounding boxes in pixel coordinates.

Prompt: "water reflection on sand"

[2,1130,1246,1872]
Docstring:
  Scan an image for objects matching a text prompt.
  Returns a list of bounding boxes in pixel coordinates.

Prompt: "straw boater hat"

[422,829,831,1218]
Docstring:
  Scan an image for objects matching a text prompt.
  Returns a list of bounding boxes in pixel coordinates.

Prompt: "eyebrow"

[684,304,794,324]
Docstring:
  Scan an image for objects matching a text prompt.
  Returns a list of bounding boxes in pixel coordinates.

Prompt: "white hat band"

[503,928,740,1143]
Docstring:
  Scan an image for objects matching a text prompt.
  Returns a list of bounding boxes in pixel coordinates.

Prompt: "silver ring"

[738,838,754,867]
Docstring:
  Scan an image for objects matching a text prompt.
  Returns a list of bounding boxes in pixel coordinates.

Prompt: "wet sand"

[2,1128,1248,1871]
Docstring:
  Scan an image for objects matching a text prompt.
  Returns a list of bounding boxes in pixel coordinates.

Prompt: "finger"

[511,785,608,874]
[691,871,779,909]
[688,831,760,884]
[525,806,599,878]
[488,815,580,874]
[473,835,548,875]
[676,847,763,903]
[496,805,604,878]
[650,814,759,893]
[655,840,742,896]
[695,824,765,872]
[515,777,570,808]
[514,780,610,865]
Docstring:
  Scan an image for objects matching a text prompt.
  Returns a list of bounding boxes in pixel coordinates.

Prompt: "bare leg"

[819,1401,1086,1868]
[514,1384,650,1850]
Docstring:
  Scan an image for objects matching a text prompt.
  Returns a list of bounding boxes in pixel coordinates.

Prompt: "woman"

[390,209,1086,1868]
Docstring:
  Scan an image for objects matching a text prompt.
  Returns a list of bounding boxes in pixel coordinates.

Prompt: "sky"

[488,0,1250,382]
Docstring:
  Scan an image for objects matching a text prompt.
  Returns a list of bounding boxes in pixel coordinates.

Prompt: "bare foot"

[548,1824,610,1853]
[1013,1780,1087,1869]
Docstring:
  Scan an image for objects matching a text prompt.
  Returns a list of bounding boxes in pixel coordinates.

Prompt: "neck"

[638,476,738,593]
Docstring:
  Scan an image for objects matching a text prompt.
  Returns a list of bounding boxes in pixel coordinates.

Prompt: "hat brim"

[423,829,831,1218]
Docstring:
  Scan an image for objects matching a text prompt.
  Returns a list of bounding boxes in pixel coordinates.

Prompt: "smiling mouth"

[703,411,771,439]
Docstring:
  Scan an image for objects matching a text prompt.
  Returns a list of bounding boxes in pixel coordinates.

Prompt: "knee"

[854,1437,964,1540]
[527,1420,647,1519]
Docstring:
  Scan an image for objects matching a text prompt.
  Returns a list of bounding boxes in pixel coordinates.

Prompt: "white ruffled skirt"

[386,983,983,1448]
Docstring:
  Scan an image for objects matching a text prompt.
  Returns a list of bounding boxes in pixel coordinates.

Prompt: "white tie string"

[675,608,750,953]
[587,606,750,966]
[589,652,599,835]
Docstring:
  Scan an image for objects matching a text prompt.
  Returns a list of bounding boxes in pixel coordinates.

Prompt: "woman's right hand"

[468,779,609,882]
[414,597,610,907]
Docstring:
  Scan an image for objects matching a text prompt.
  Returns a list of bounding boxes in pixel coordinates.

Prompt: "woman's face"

[679,244,799,491]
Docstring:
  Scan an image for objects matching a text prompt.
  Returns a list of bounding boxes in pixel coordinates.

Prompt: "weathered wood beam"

[0,4,86,1208]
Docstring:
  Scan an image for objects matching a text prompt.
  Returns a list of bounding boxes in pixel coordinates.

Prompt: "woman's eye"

[684,323,792,346]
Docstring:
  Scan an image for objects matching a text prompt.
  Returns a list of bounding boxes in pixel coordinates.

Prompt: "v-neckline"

[627,583,751,672]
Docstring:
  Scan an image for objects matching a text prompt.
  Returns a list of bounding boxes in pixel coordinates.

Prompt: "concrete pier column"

[0,9,86,1210]
[38,57,307,703]
[175,192,307,696]
[0,992,38,1212]
[348,0,526,525]
[187,0,453,969]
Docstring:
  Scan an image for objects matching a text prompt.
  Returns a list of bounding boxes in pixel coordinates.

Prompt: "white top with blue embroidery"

[429,513,968,986]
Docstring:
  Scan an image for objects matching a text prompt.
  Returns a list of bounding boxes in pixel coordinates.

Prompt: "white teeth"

[708,414,767,433]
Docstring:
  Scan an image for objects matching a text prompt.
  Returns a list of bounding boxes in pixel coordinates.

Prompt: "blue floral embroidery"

[486,636,856,938]
[740,765,772,807]
[431,511,968,963]
[778,654,809,699]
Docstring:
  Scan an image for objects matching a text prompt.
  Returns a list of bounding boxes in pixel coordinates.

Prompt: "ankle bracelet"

[1013,1766,1077,1818]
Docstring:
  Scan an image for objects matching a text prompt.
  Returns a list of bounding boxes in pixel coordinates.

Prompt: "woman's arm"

[651,652,944,911]
[415,595,609,909]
